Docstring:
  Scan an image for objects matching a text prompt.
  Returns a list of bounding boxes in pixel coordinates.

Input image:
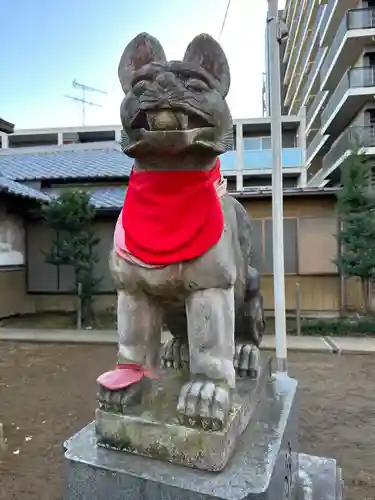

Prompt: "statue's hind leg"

[234,266,265,379]
[161,306,189,369]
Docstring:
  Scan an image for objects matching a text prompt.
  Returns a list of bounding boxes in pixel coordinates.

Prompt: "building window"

[282,134,297,148]
[251,218,297,274]
[244,138,262,150]
[243,136,272,151]
[251,217,338,276]
[261,137,272,150]
[297,217,338,274]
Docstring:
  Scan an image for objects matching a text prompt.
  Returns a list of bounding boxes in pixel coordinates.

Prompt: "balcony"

[284,0,319,90]
[321,66,375,136]
[300,46,327,108]
[324,125,375,171]
[284,0,309,69]
[219,148,302,173]
[284,0,296,27]
[306,129,329,165]
[306,90,329,132]
[284,0,302,62]
[309,126,375,186]
[320,8,375,91]
[319,0,359,48]
[288,4,326,112]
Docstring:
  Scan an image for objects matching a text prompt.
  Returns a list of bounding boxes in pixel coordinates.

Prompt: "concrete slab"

[0,328,374,354]
[0,328,172,344]
[327,336,375,354]
[0,328,117,344]
[261,335,332,353]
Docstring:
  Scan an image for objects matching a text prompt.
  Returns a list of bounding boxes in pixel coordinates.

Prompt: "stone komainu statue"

[97,32,265,430]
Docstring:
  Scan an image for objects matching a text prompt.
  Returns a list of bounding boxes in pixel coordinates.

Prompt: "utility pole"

[267,0,288,373]
[65,80,107,126]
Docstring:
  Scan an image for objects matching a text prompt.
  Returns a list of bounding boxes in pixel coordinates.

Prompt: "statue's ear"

[183,34,230,97]
[118,32,167,93]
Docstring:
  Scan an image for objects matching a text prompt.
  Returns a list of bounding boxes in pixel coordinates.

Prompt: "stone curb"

[0,329,374,354]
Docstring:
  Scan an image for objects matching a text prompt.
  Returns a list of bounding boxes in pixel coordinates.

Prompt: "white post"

[267,0,288,373]
[1,133,9,149]
[298,107,307,187]
[235,122,244,191]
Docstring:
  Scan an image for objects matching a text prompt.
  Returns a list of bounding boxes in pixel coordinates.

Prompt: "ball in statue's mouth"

[131,109,212,132]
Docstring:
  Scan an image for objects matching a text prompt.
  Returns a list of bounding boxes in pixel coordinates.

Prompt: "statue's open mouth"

[131,109,211,132]
[123,108,220,157]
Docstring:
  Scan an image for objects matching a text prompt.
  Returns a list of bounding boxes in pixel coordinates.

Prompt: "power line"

[219,0,232,41]
[65,80,107,126]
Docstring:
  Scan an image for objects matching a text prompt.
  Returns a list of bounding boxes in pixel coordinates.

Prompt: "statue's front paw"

[176,381,232,431]
[160,338,189,369]
[234,344,260,379]
[97,377,151,413]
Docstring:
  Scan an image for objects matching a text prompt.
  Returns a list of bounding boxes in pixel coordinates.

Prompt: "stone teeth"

[176,113,188,130]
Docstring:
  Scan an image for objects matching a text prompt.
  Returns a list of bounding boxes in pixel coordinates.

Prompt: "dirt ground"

[0,344,374,500]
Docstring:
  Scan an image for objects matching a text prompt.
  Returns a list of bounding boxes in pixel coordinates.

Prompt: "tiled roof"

[86,185,338,211]
[0,176,51,202]
[46,186,125,210]
[89,187,125,210]
[0,147,132,181]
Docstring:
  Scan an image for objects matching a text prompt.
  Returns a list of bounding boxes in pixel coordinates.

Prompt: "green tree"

[336,149,375,313]
[42,190,101,325]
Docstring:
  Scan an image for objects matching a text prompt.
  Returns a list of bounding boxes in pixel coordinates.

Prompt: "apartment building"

[271,0,375,187]
[0,117,14,135]
[0,119,304,191]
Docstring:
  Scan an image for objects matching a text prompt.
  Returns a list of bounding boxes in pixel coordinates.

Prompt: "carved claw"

[160,338,189,369]
[234,344,260,379]
[246,293,266,347]
[177,381,232,431]
[97,377,151,413]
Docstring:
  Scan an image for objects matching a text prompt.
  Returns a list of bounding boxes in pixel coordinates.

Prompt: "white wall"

[0,202,25,266]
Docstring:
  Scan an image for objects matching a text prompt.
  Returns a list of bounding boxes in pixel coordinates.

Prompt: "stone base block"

[95,356,271,471]
[297,453,344,500]
[64,374,303,499]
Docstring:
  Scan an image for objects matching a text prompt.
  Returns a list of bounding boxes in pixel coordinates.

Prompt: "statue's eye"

[187,79,209,92]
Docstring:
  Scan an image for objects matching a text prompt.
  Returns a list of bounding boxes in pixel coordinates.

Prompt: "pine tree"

[336,150,375,313]
[42,190,101,325]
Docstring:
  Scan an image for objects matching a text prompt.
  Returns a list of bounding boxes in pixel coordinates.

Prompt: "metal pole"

[77,282,83,330]
[267,0,288,373]
[295,282,301,336]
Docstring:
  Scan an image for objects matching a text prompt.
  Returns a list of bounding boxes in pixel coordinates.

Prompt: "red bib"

[121,160,224,265]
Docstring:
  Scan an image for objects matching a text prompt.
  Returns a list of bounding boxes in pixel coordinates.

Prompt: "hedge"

[289,316,375,337]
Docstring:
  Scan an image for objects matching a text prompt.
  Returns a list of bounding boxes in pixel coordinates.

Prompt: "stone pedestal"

[64,374,343,499]
[65,374,294,499]
[95,356,271,472]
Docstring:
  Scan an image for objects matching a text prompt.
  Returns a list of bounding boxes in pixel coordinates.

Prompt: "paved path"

[0,328,374,354]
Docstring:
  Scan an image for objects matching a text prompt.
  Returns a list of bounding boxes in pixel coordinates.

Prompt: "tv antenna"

[65,80,107,126]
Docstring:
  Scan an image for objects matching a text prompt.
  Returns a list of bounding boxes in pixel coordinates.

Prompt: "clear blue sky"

[1,0,280,129]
